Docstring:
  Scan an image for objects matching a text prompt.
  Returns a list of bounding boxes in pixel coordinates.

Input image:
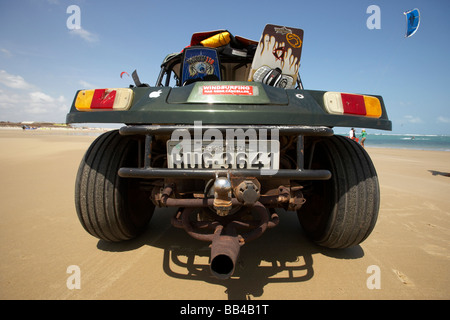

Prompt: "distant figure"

[349,128,356,140]
[360,129,367,148]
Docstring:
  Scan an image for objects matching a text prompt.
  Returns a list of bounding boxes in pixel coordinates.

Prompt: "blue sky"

[0,0,449,134]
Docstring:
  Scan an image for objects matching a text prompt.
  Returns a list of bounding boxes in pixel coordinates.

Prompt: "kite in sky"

[120,71,129,78]
[404,8,420,38]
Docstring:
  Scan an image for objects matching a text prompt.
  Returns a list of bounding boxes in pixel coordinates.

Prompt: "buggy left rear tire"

[75,130,155,242]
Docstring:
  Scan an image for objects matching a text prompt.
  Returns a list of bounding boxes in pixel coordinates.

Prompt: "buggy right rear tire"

[297,135,380,248]
[75,130,155,242]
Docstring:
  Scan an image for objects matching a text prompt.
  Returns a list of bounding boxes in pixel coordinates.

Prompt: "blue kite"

[404,8,420,38]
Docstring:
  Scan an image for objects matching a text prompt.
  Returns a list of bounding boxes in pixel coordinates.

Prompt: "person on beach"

[349,128,356,140]
[360,129,367,148]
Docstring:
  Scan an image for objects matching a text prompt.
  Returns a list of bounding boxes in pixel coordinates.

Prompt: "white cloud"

[0,71,68,122]
[69,28,99,43]
[27,92,67,115]
[0,89,68,121]
[79,80,96,89]
[437,116,450,124]
[1,49,12,58]
[403,115,422,124]
[0,70,34,89]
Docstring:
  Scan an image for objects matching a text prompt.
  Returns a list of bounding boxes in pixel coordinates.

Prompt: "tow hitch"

[154,177,303,279]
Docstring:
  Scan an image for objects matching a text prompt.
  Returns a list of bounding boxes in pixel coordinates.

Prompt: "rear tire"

[298,135,379,248]
[75,130,155,242]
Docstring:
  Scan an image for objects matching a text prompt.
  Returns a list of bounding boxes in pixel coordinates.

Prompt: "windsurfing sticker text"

[202,85,254,96]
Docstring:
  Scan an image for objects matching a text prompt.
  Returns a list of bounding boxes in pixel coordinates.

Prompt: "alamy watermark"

[66,5,81,30]
[168,121,280,175]
[66,265,81,290]
[366,265,381,289]
[366,5,381,30]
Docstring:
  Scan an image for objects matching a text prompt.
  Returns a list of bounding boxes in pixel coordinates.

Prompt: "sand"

[0,128,449,300]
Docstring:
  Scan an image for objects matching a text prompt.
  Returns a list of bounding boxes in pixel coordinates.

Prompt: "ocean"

[8,126,448,152]
[338,133,450,152]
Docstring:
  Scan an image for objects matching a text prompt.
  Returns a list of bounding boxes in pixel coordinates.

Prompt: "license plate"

[167,140,279,170]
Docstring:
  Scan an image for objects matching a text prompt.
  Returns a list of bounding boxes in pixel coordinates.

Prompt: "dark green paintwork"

[66,82,392,131]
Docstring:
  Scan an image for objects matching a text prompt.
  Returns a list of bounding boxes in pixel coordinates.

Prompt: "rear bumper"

[118,167,331,180]
[117,124,333,181]
[118,124,334,136]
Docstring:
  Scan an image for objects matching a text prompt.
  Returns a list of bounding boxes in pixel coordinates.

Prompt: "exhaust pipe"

[172,203,274,279]
[210,225,242,280]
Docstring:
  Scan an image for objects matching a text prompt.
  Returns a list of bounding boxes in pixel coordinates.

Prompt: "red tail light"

[324,92,382,118]
[75,88,133,111]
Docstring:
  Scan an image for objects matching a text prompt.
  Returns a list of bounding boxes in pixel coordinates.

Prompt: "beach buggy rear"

[66,25,391,279]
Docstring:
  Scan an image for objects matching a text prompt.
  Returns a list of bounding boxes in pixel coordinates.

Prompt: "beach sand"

[0,129,449,300]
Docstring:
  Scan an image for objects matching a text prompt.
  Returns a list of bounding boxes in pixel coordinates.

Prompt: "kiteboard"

[181,47,221,85]
[248,24,304,89]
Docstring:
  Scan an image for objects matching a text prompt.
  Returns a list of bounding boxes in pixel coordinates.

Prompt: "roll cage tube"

[156,53,182,87]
